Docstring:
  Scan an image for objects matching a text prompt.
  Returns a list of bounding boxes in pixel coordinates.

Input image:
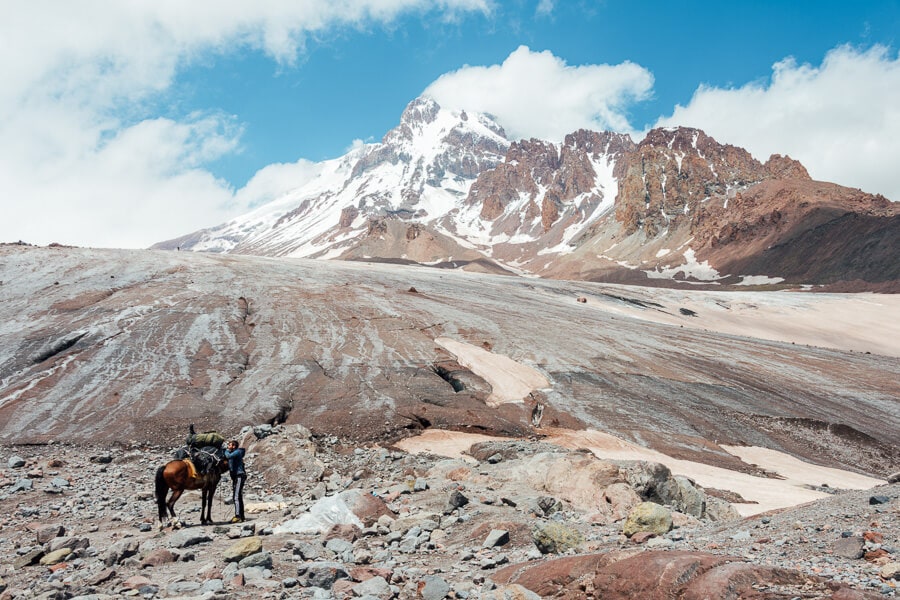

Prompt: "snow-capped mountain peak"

[156,96,897,289]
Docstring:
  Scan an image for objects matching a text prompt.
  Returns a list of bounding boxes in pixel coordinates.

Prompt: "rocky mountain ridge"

[155,97,898,289]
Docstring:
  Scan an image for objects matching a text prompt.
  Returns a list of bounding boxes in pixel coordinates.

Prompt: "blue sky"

[2,1,899,248]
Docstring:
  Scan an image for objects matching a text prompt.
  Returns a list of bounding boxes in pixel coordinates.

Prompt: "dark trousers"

[231,472,246,519]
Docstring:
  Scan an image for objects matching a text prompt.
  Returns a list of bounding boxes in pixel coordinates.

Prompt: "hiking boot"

[230,516,242,523]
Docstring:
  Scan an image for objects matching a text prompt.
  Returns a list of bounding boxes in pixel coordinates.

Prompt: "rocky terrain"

[154,97,898,290]
[2,244,898,598]
[1,425,898,600]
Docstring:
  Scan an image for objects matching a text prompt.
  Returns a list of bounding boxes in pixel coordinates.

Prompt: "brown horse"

[154,454,228,525]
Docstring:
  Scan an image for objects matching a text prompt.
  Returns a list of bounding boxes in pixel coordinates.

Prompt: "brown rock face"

[493,551,874,600]
[614,127,770,237]
[692,179,899,284]
[339,206,359,228]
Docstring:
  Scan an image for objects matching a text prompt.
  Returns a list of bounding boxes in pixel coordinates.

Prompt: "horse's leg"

[200,487,209,525]
[167,489,182,522]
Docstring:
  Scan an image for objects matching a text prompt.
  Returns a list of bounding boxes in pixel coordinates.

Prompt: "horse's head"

[213,447,229,474]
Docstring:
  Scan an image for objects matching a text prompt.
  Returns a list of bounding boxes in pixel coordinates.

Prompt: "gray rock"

[325,538,354,555]
[238,550,273,570]
[35,525,65,544]
[398,536,419,553]
[303,561,349,589]
[8,456,26,468]
[448,490,469,508]
[167,529,212,549]
[201,578,224,593]
[645,537,675,549]
[413,477,429,491]
[11,479,33,493]
[420,575,450,600]
[13,548,44,569]
[49,477,70,488]
[618,460,672,500]
[282,577,299,588]
[482,584,542,600]
[482,529,509,549]
[291,539,325,560]
[102,539,139,566]
[353,575,392,599]
[166,581,202,595]
[704,496,741,522]
[834,536,866,559]
[49,536,90,553]
[253,424,274,439]
[239,565,272,580]
[662,475,705,517]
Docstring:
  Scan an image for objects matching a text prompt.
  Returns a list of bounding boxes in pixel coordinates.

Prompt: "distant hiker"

[224,439,246,523]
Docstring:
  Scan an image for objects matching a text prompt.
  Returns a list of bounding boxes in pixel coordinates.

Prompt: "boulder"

[703,496,741,522]
[501,453,623,511]
[493,550,819,599]
[418,575,451,600]
[532,521,584,554]
[482,584,542,600]
[597,482,642,523]
[103,539,139,566]
[167,529,212,549]
[833,536,865,560]
[353,575,392,599]
[662,476,705,517]
[35,524,65,544]
[141,548,177,567]
[238,550,272,570]
[483,529,510,549]
[617,461,672,500]
[123,575,153,589]
[623,502,673,537]
[303,561,350,589]
[39,547,71,566]
[880,562,900,580]
[13,548,44,569]
[223,537,263,562]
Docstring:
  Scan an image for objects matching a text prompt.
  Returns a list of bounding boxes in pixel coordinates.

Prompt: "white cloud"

[656,45,900,201]
[424,45,654,141]
[536,0,555,17]
[0,1,492,248]
[234,159,326,212]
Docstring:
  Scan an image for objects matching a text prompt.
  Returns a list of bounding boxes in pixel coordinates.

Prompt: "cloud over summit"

[425,45,654,141]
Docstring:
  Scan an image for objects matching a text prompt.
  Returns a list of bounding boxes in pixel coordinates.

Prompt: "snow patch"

[644,248,722,282]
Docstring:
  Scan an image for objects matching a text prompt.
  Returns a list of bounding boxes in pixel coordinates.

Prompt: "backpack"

[186,431,225,448]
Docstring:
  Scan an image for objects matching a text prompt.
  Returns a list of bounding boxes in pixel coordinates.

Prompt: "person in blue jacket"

[224,440,246,523]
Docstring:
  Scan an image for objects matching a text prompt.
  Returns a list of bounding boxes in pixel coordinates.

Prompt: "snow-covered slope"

[157,97,898,288]
[161,97,509,259]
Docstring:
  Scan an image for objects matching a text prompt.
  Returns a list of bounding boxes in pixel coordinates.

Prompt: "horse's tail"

[154,465,168,521]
